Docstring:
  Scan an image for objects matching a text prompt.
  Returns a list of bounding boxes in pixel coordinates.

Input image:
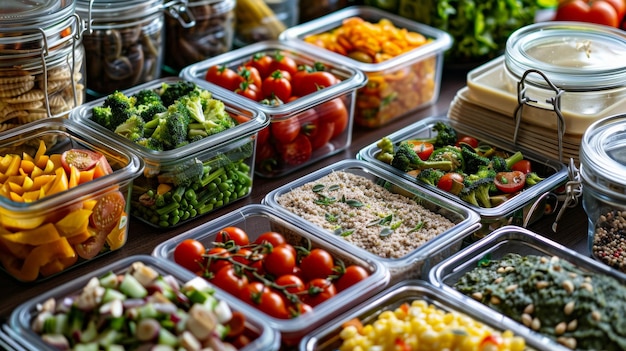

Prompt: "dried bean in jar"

[591,209,626,272]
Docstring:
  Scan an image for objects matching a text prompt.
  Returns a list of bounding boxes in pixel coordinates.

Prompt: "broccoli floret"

[135,137,163,151]
[460,177,493,208]
[460,144,490,174]
[159,81,198,106]
[157,158,204,187]
[416,168,446,186]
[133,89,163,106]
[102,90,136,130]
[135,101,167,122]
[429,146,464,171]
[525,172,544,186]
[114,115,145,141]
[147,111,190,150]
[391,141,456,172]
[187,98,236,137]
[490,151,524,172]
[413,121,458,147]
[92,105,114,130]
[376,137,395,164]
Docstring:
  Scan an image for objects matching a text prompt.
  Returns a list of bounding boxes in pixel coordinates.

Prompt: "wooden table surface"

[0,67,589,320]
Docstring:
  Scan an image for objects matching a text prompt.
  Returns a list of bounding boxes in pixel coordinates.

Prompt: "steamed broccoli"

[460,177,493,208]
[157,158,204,187]
[187,98,236,138]
[376,137,395,164]
[429,146,465,171]
[113,114,145,141]
[148,111,190,150]
[133,89,163,106]
[159,80,198,106]
[413,121,458,147]
[416,168,446,186]
[460,144,490,174]
[92,105,114,131]
[391,141,456,172]
[102,91,136,129]
[135,137,163,151]
[490,151,524,172]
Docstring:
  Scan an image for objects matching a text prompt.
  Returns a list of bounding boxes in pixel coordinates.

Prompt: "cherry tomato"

[290,302,313,317]
[246,53,273,78]
[274,274,305,294]
[232,247,253,266]
[511,159,532,174]
[555,0,620,27]
[254,231,286,247]
[75,227,108,260]
[494,171,526,193]
[407,140,434,161]
[300,248,335,280]
[276,133,313,166]
[259,288,290,319]
[334,265,370,292]
[174,239,206,272]
[263,244,296,277]
[604,0,626,19]
[317,98,349,139]
[237,65,262,88]
[205,65,242,91]
[215,226,250,246]
[235,81,261,101]
[300,109,333,149]
[254,142,278,174]
[90,191,126,235]
[293,71,340,97]
[302,278,337,307]
[262,70,292,102]
[437,172,464,193]
[239,281,266,305]
[269,52,298,77]
[271,117,300,144]
[456,135,479,148]
[211,265,249,297]
[257,126,270,145]
[205,247,232,274]
[61,149,105,173]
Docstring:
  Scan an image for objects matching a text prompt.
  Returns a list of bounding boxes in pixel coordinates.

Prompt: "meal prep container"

[429,225,626,351]
[301,279,558,351]
[9,255,280,351]
[181,40,366,178]
[358,116,569,238]
[70,76,268,229]
[580,114,626,274]
[465,22,626,136]
[0,118,143,282]
[152,203,388,346]
[263,159,481,284]
[279,6,452,128]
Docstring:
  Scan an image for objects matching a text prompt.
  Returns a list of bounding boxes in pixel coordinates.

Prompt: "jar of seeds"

[76,0,165,97]
[163,0,236,74]
[0,0,86,132]
[580,114,626,273]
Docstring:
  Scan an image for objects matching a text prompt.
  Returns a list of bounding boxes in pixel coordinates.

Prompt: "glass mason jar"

[163,0,236,74]
[580,114,626,273]
[76,0,165,97]
[0,0,86,132]
[503,21,626,136]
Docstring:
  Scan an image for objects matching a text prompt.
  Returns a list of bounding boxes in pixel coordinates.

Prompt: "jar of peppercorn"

[0,0,86,132]
[580,114,626,273]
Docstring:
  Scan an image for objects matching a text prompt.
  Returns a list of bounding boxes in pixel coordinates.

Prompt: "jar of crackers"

[0,0,86,132]
[76,0,165,97]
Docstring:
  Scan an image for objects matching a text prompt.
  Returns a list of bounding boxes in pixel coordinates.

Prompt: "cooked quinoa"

[275,171,456,258]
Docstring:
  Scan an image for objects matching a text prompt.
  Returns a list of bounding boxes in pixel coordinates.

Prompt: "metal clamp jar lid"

[0,0,85,128]
[76,0,168,96]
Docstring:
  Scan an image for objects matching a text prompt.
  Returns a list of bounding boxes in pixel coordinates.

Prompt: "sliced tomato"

[437,173,464,193]
[61,149,104,173]
[494,171,526,193]
[406,140,434,161]
[276,134,313,166]
[511,159,532,174]
[75,227,108,259]
[90,191,126,236]
[456,135,479,148]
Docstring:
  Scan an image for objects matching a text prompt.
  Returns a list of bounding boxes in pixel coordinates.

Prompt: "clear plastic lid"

[580,114,626,198]
[505,22,626,91]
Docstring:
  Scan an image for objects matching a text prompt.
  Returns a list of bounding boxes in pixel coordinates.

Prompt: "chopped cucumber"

[119,273,148,298]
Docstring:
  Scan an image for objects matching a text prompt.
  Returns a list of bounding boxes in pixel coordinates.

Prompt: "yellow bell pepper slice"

[0,222,60,245]
[0,236,75,282]
[55,208,92,238]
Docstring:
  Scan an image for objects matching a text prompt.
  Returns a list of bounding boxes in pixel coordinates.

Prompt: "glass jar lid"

[76,0,164,23]
[0,0,72,30]
[580,114,626,196]
[505,21,626,91]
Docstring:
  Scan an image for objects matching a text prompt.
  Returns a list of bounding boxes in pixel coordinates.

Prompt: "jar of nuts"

[163,0,236,74]
[76,0,165,97]
[0,0,86,132]
[580,114,626,273]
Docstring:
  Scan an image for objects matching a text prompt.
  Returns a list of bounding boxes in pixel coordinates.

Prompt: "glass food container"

[466,21,626,136]
[580,114,626,274]
[76,0,165,97]
[0,0,86,132]
[163,0,236,74]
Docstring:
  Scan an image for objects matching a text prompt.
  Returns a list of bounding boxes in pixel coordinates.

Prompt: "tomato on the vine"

[334,265,370,292]
[205,65,242,91]
[174,239,206,272]
[300,248,335,280]
[274,274,305,294]
[215,226,250,246]
[302,278,337,307]
[276,134,313,166]
[494,171,526,193]
[211,265,249,297]
[262,70,292,102]
[205,247,232,274]
[254,231,286,247]
[263,243,296,277]
[554,0,622,27]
